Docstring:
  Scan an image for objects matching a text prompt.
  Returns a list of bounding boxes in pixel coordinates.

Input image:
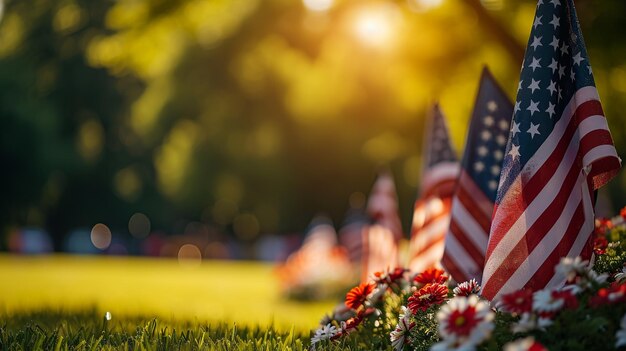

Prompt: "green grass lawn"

[0,255,336,332]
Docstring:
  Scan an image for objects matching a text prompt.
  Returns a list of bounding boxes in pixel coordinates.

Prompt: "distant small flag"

[441,67,513,284]
[481,0,621,301]
[409,104,460,274]
[361,171,403,282]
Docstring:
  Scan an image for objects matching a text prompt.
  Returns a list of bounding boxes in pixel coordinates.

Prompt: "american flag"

[409,104,460,274]
[361,171,403,282]
[481,0,621,301]
[441,68,513,284]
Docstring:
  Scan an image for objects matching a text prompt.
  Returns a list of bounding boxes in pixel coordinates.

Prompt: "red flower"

[500,289,533,315]
[414,268,448,286]
[373,267,408,286]
[590,282,626,307]
[345,282,375,310]
[407,283,448,313]
[621,207,626,220]
[594,236,609,255]
[551,290,578,310]
[443,305,481,337]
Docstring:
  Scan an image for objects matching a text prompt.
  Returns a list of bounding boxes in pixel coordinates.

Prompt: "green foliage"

[595,223,626,275]
[0,310,309,351]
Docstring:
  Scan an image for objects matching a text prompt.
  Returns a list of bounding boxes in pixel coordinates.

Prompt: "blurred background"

[1,0,625,260]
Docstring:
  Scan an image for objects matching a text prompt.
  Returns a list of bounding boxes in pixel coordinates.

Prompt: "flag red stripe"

[423,179,457,198]
[485,99,601,257]
[413,231,446,257]
[481,144,584,298]
[448,218,487,270]
[456,183,492,233]
[525,200,587,291]
[441,254,468,283]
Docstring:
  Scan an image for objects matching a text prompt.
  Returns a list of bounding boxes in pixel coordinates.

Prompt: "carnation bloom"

[431,295,495,351]
[500,289,533,315]
[414,267,448,286]
[594,236,609,255]
[616,314,626,348]
[374,267,408,286]
[533,288,571,313]
[390,306,415,351]
[311,323,339,347]
[407,283,448,313]
[453,279,481,297]
[345,282,375,310]
[554,256,588,283]
[504,337,548,351]
[590,282,626,307]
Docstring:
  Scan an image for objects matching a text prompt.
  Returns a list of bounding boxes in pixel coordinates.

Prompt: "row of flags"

[276,0,620,303]
[361,0,620,301]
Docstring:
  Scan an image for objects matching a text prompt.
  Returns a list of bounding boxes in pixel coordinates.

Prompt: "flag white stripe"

[578,115,608,136]
[493,171,585,297]
[450,197,488,251]
[442,231,480,276]
[583,145,620,170]
[483,127,579,284]
[457,171,493,218]
[422,162,460,193]
[522,87,599,180]
[410,241,445,273]
[545,181,595,289]
[411,217,450,250]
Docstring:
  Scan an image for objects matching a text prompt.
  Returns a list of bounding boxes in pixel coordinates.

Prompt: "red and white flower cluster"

[313,253,626,350]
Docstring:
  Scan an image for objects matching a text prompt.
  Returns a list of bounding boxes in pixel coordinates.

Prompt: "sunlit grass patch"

[0,255,336,332]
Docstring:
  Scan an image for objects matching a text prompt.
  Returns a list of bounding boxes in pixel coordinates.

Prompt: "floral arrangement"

[311,208,626,351]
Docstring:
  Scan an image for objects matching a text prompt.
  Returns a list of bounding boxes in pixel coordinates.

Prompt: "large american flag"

[442,67,513,284]
[409,104,460,274]
[361,171,403,282]
[481,0,621,301]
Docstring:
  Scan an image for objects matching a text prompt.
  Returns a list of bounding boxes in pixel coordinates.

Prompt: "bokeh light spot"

[128,212,151,238]
[349,192,366,209]
[303,0,333,12]
[90,223,112,250]
[350,3,402,49]
[407,0,444,13]
[178,244,202,268]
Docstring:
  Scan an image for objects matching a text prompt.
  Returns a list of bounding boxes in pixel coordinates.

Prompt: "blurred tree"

[0,0,624,252]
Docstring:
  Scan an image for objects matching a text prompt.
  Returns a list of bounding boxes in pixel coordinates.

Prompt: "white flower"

[390,306,414,351]
[511,313,537,334]
[453,279,481,297]
[504,337,546,351]
[533,289,564,312]
[616,314,626,348]
[311,323,339,347]
[555,256,588,282]
[587,269,608,285]
[369,284,388,304]
[537,317,554,329]
[431,295,494,350]
[614,266,626,283]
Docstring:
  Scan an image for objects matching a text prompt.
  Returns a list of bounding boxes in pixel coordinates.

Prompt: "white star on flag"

[527,100,540,115]
[531,36,543,50]
[511,122,521,136]
[508,144,520,160]
[527,122,541,139]
[528,78,541,93]
[529,57,542,71]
